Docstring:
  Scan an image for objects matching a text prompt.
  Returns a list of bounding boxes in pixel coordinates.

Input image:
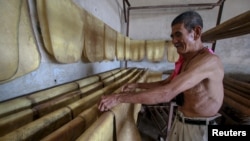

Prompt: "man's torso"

[178,49,224,117]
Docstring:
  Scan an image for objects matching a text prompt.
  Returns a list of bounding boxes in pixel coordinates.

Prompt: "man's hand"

[98,94,120,112]
[121,83,138,92]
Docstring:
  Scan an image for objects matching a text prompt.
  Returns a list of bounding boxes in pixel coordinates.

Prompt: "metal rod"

[123,0,127,22]
[129,0,224,10]
[130,4,213,10]
[124,0,130,7]
[212,0,225,52]
[123,0,131,68]
[125,7,130,68]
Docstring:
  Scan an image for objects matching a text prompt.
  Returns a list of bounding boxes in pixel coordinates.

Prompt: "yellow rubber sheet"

[125,37,131,60]
[0,0,40,84]
[104,24,116,61]
[146,40,165,62]
[46,0,84,63]
[0,0,20,81]
[130,40,145,61]
[116,32,125,61]
[84,11,104,62]
[37,0,53,55]
[166,41,179,62]
[11,0,40,81]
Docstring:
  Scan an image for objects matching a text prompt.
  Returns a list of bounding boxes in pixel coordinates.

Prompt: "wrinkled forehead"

[171,23,185,31]
[171,23,186,34]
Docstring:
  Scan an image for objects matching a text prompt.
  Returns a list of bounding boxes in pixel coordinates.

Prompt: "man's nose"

[172,37,178,44]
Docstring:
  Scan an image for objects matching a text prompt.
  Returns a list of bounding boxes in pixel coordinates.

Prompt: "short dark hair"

[171,11,203,32]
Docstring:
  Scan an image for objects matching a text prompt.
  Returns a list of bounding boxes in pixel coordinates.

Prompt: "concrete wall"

[0,0,124,102]
[126,0,250,81]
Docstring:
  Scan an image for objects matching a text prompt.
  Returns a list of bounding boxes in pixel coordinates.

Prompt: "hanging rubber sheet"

[166,41,179,63]
[0,0,20,81]
[9,0,40,82]
[104,24,116,61]
[116,32,125,61]
[0,0,40,83]
[45,0,84,63]
[130,40,145,61]
[146,40,165,62]
[84,11,104,62]
[125,37,131,60]
[37,0,53,56]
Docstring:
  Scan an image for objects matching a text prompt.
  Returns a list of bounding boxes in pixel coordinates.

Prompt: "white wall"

[73,0,123,32]
[0,0,124,102]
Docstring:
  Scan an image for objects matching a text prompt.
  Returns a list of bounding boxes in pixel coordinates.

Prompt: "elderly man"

[98,11,224,141]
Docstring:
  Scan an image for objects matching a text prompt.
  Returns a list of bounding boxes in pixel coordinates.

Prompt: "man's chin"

[176,47,183,54]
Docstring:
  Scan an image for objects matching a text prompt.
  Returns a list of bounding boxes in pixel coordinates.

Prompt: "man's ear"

[193,26,202,40]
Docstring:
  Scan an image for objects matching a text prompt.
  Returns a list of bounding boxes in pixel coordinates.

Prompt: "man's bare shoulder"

[197,50,224,78]
[192,49,222,69]
[186,49,224,81]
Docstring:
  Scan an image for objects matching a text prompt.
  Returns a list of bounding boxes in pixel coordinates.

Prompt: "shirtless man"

[98,11,224,141]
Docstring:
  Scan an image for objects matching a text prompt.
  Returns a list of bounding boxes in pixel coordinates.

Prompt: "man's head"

[171,11,203,32]
[170,11,204,54]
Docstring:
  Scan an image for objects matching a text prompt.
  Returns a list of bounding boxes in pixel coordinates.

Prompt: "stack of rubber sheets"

[0,68,149,141]
[221,76,250,124]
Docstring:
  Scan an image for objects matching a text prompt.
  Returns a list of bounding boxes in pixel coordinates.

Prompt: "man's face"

[170,23,195,54]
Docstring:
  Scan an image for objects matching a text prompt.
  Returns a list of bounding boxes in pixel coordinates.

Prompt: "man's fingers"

[98,98,107,111]
[121,86,126,92]
[98,102,104,111]
[98,97,110,112]
[121,83,129,92]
